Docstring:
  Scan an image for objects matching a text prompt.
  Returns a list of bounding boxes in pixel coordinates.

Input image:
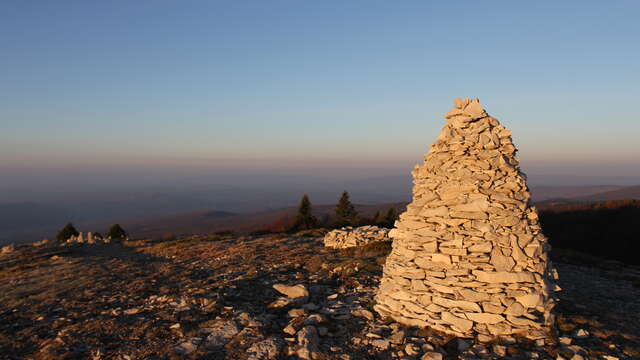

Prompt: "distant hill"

[122,202,407,240]
[574,185,640,201]
[529,185,624,201]
[538,199,640,264]
[202,210,237,218]
[124,185,640,240]
[533,185,640,210]
[0,202,71,234]
[45,186,640,239]
[3,183,640,245]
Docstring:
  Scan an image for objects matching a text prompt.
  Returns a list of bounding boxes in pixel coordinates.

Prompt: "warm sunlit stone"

[374,98,557,341]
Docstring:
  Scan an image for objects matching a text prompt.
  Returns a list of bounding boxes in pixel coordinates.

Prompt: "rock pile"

[1,243,15,255]
[323,226,390,249]
[66,232,113,245]
[374,98,557,341]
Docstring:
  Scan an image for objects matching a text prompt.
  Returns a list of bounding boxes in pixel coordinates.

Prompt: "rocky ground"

[1,234,639,360]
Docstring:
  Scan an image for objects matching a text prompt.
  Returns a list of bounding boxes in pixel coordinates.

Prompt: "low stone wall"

[323,226,390,249]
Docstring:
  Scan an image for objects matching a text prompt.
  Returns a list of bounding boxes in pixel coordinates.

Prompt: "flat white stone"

[465,312,505,324]
[472,270,536,283]
[441,312,473,332]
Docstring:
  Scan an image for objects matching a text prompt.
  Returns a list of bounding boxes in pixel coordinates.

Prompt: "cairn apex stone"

[374,98,556,341]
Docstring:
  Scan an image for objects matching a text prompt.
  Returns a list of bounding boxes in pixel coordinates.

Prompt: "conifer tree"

[290,194,318,231]
[334,191,358,228]
[384,207,398,228]
[107,224,127,239]
[374,210,387,226]
[372,210,381,226]
[319,214,331,228]
[56,223,79,242]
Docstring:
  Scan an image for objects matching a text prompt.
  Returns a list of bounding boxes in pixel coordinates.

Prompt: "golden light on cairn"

[374,98,557,341]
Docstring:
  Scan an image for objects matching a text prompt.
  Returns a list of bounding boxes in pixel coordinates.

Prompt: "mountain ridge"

[3,184,640,245]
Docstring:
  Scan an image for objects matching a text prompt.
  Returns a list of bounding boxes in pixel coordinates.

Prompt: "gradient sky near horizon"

[2,1,640,181]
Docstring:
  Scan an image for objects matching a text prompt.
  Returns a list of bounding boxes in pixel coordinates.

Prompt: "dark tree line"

[539,199,640,265]
[288,191,399,232]
[370,207,399,228]
[286,195,640,265]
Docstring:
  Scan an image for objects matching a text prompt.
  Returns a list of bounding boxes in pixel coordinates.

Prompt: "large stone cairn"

[323,226,390,249]
[374,98,557,341]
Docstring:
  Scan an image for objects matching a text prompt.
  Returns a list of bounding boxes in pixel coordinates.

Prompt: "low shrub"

[540,200,640,265]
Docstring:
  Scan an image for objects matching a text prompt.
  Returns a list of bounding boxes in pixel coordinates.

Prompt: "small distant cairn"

[374,98,557,342]
[66,232,112,245]
[323,225,390,249]
[1,243,15,255]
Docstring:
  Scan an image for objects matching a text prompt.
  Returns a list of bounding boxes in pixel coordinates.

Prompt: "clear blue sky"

[2,1,639,180]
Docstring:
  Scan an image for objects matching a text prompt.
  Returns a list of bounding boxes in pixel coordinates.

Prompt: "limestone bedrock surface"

[374,98,557,341]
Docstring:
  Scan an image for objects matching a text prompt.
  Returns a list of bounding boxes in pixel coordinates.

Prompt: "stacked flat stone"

[67,232,85,244]
[323,226,390,249]
[374,98,557,341]
[66,232,106,245]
